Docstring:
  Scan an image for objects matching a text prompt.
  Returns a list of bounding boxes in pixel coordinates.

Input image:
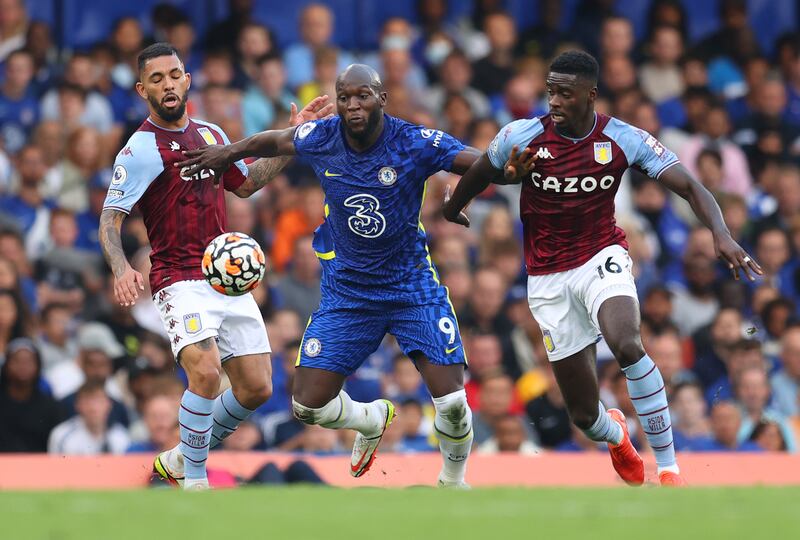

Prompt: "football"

[201,232,266,296]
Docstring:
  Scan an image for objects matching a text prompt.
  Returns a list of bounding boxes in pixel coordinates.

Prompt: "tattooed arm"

[99,208,144,306]
[231,96,335,198]
[233,155,294,198]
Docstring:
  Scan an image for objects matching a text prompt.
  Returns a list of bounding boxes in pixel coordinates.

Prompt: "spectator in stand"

[752,166,800,242]
[598,16,635,61]
[204,0,254,54]
[645,324,697,397]
[0,0,27,63]
[670,381,713,451]
[0,144,53,258]
[384,354,429,403]
[234,23,274,89]
[639,25,685,105]
[0,338,63,452]
[599,55,637,100]
[670,254,720,337]
[695,400,761,451]
[753,227,791,291]
[270,184,325,273]
[283,3,354,90]
[48,381,130,455]
[242,53,295,136]
[706,338,765,406]
[40,53,114,137]
[361,17,427,92]
[55,127,107,213]
[692,307,747,390]
[472,372,531,445]
[471,12,516,98]
[678,104,753,199]
[126,394,180,453]
[108,17,144,90]
[297,46,338,107]
[0,230,36,310]
[734,365,795,451]
[428,51,490,122]
[785,42,800,126]
[494,74,545,127]
[24,21,58,92]
[772,325,800,418]
[35,302,77,375]
[276,235,321,324]
[396,398,435,452]
[515,0,566,60]
[478,414,540,455]
[748,419,791,452]
[164,14,202,75]
[0,49,39,154]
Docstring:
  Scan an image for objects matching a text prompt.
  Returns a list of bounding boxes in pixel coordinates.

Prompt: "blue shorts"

[296,284,466,377]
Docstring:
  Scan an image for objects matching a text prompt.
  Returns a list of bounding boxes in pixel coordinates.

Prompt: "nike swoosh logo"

[446,346,460,354]
[324,169,342,177]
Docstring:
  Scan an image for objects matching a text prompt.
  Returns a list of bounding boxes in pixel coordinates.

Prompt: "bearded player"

[443,51,762,486]
[98,43,332,490]
[176,64,528,487]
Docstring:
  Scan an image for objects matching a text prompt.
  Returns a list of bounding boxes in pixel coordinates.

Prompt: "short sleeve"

[487,118,544,169]
[602,118,679,179]
[103,131,164,214]
[293,118,335,158]
[426,129,466,173]
[196,120,249,191]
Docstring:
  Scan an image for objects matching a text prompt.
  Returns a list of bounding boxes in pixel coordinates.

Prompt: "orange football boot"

[607,408,645,486]
[659,471,687,486]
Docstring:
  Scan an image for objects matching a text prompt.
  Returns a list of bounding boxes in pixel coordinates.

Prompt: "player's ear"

[135,81,147,100]
[588,86,598,104]
[185,71,192,91]
[379,91,387,107]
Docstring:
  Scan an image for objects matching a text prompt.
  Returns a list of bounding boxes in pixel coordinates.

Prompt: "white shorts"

[154,280,271,361]
[527,245,638,362]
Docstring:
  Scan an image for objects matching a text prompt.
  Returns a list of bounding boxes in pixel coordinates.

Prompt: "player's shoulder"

[189,117,231,145]
[601,114,647,141]
[115,128,160,163]
[500,116,546,144]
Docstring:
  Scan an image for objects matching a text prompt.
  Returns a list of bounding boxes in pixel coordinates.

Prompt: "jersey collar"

[146,117,191,132]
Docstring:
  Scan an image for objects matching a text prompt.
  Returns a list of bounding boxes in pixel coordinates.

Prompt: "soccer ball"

[202,232,266,296]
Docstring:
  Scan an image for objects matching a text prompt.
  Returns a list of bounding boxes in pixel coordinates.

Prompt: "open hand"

[500,144,537,184]
[290,95,334,126]
[715,233,763,281]
[175,144,233,182]
[114,265,145,307]
[442,184,470,227]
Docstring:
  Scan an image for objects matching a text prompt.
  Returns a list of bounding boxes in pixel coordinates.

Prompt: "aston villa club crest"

[543,329,555,353]
[183,313,202,334]
[593,142,612,165]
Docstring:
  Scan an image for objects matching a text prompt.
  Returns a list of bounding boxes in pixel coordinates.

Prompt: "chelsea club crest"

[378,166,397,186]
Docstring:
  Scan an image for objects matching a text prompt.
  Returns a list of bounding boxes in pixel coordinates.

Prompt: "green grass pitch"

[3,486,798,540]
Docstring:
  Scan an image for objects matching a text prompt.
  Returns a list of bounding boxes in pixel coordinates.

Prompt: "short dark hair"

[76,380,108,400]
[137,42,179,74]
[549,50,599,84]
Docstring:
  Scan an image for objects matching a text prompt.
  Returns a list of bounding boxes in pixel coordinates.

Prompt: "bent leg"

[210,353,273,447]
[550,345,623,445]
[413,352,472,486]
[598,296,678,473]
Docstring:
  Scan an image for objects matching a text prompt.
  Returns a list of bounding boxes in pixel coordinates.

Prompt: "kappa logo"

[535,147,555,159]
[165,302,174,313]
[157,290,170,303]
[172,335,182,345]
[120,146,133,157]
[168,319,177,330]
[169,141,180,151]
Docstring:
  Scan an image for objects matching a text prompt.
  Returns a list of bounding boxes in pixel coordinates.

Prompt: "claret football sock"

[582,402,624,445]
[178,390,214,480]
[623,355,678,471]
[432,389,473,485]
[210,389,254,448]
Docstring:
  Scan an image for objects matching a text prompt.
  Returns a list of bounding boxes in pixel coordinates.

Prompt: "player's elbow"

[233,185,253,198]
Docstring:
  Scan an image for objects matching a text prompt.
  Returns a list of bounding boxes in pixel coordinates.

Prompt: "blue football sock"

[179,390,214,480]
[210,389,254,448]
[623,355,677,469]
[582,401,623,445]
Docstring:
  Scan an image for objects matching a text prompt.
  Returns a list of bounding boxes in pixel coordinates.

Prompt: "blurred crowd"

[1,0,800,460]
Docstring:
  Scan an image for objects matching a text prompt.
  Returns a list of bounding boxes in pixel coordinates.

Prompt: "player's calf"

[432,389,473,486]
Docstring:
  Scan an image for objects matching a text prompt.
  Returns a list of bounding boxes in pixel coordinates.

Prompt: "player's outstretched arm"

[99,209,145,306]
[449,145,536,184]
[234,97,334,198]
[660,163,764,281]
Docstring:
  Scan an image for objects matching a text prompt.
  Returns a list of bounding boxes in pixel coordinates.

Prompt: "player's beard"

[149,92,188,123]
[347,108,382,143]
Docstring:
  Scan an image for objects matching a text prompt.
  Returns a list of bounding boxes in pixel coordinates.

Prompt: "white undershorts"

[527,245,638,362]
[154,280,271,361]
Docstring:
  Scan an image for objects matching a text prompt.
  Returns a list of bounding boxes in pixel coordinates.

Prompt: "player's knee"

[433,389,471,432]
[188,362,222,394]
[292,398,320,425]
[239,379,273,409]
[608,336,645,368]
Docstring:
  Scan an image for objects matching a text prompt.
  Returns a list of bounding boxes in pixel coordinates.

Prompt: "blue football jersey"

[293,114,465,292]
